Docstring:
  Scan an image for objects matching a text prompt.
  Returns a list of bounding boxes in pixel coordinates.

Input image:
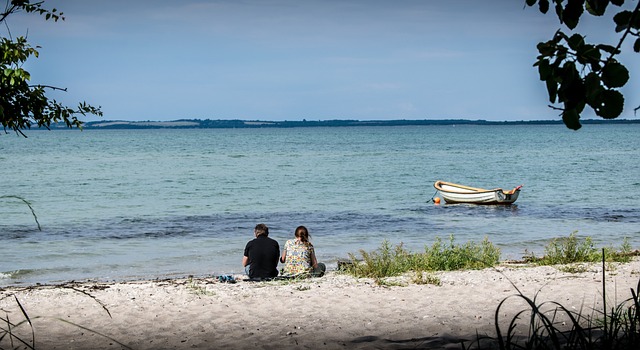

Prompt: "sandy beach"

[2,259,639,350]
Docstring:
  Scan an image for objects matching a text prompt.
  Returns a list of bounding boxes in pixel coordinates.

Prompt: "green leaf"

[594,89,624,119]
[577,44,601,66]
[560,61,580,84]
[610,0,623,5]
[567,33,585,50]
[562,0,584,29]
[584,72,604,107]
[546,79,558,103]
[634,38,640,53]
[613,10,632,32]
[562,108,582,130]
[553,30,570,43]
[537,59,552,80]
[536,41,556,56]
[557,62,586,110]
[586,0,609,16]
[601,61,629,88]
[596,44,619,54]
[554,45,568,62]
[539,0,550,13]
[526,0,537,6]
[554,1,564,19]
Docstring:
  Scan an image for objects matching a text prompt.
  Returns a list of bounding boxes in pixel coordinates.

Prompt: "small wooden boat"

[434,180,522,205]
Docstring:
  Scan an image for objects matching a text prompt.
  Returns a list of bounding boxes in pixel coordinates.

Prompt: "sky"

[7,0,640,122]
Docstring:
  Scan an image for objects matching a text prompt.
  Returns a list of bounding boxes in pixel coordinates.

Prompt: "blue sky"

[9,0,639,122]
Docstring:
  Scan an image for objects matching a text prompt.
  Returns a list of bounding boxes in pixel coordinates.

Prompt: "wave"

[1,204,638,243]
[0,269,38,280]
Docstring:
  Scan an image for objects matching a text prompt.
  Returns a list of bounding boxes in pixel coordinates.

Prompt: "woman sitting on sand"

[280,226,326,277]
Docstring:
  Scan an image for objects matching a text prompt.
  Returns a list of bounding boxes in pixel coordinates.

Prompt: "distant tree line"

[40,118,639,130]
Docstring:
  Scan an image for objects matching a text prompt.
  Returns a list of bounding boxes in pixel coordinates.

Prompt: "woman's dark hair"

[294,225,310,243]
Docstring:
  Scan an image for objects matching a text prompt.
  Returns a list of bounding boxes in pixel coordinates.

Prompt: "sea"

[1,124,639,286]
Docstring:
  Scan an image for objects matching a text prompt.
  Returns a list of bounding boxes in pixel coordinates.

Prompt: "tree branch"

[605,1,640,65]
[0,1,17,23]
[29,84,67,92]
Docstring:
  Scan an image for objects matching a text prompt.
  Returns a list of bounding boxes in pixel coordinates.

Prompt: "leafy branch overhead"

[526,0,639,130]
[1,0,101,137]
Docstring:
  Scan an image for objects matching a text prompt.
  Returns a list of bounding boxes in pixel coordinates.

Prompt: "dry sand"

[2,259,639,350]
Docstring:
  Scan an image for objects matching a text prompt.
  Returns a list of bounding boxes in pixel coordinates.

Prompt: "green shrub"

[527,232,633,266]
[345,235,501,279]
[346,239,413,279]
[422,235,500,271]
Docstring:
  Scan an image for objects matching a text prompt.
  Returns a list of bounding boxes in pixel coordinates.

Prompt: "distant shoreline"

[46,118,640,130]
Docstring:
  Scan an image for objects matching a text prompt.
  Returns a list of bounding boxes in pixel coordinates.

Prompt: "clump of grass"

[346,239,413,279]
[558,264,591,274]
[412,271,441,286]
[525,232,633,266]
[186,278,216,296]
[421,235,501,271]
[344,235,501,281]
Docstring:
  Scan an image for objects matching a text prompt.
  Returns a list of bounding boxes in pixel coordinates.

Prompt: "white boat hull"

[434,181,521,205]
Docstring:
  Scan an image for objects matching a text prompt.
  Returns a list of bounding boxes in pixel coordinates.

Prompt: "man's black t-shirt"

[244,235,280,279]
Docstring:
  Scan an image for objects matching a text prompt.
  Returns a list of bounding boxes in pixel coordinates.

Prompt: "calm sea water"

[1,124,639,286]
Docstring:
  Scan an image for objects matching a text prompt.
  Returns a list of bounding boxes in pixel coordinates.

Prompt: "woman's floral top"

[282,239,315,276]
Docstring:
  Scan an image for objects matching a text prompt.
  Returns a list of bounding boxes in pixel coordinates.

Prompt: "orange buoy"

[433,197,441,204]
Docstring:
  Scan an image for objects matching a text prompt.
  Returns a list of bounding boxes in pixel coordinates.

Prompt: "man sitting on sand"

[242,223,280,280]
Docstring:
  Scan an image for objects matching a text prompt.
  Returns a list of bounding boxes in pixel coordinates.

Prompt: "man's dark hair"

[255,223,269,237]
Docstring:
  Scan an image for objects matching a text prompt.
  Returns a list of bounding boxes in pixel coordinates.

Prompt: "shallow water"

[1,124,639,286]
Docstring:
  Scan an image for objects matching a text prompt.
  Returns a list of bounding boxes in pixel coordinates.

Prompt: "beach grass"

[524,231,634,266]
[343,233,640,349]
[1,286,130,350]
[421,235,501,271]
[343,235,501,283]
[0,294,34,349]
[464,253,640,350]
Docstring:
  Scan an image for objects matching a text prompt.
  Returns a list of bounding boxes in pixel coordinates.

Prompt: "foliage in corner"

[465,250,640,350]
[1,0,102,137]
[525,0,639,130]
